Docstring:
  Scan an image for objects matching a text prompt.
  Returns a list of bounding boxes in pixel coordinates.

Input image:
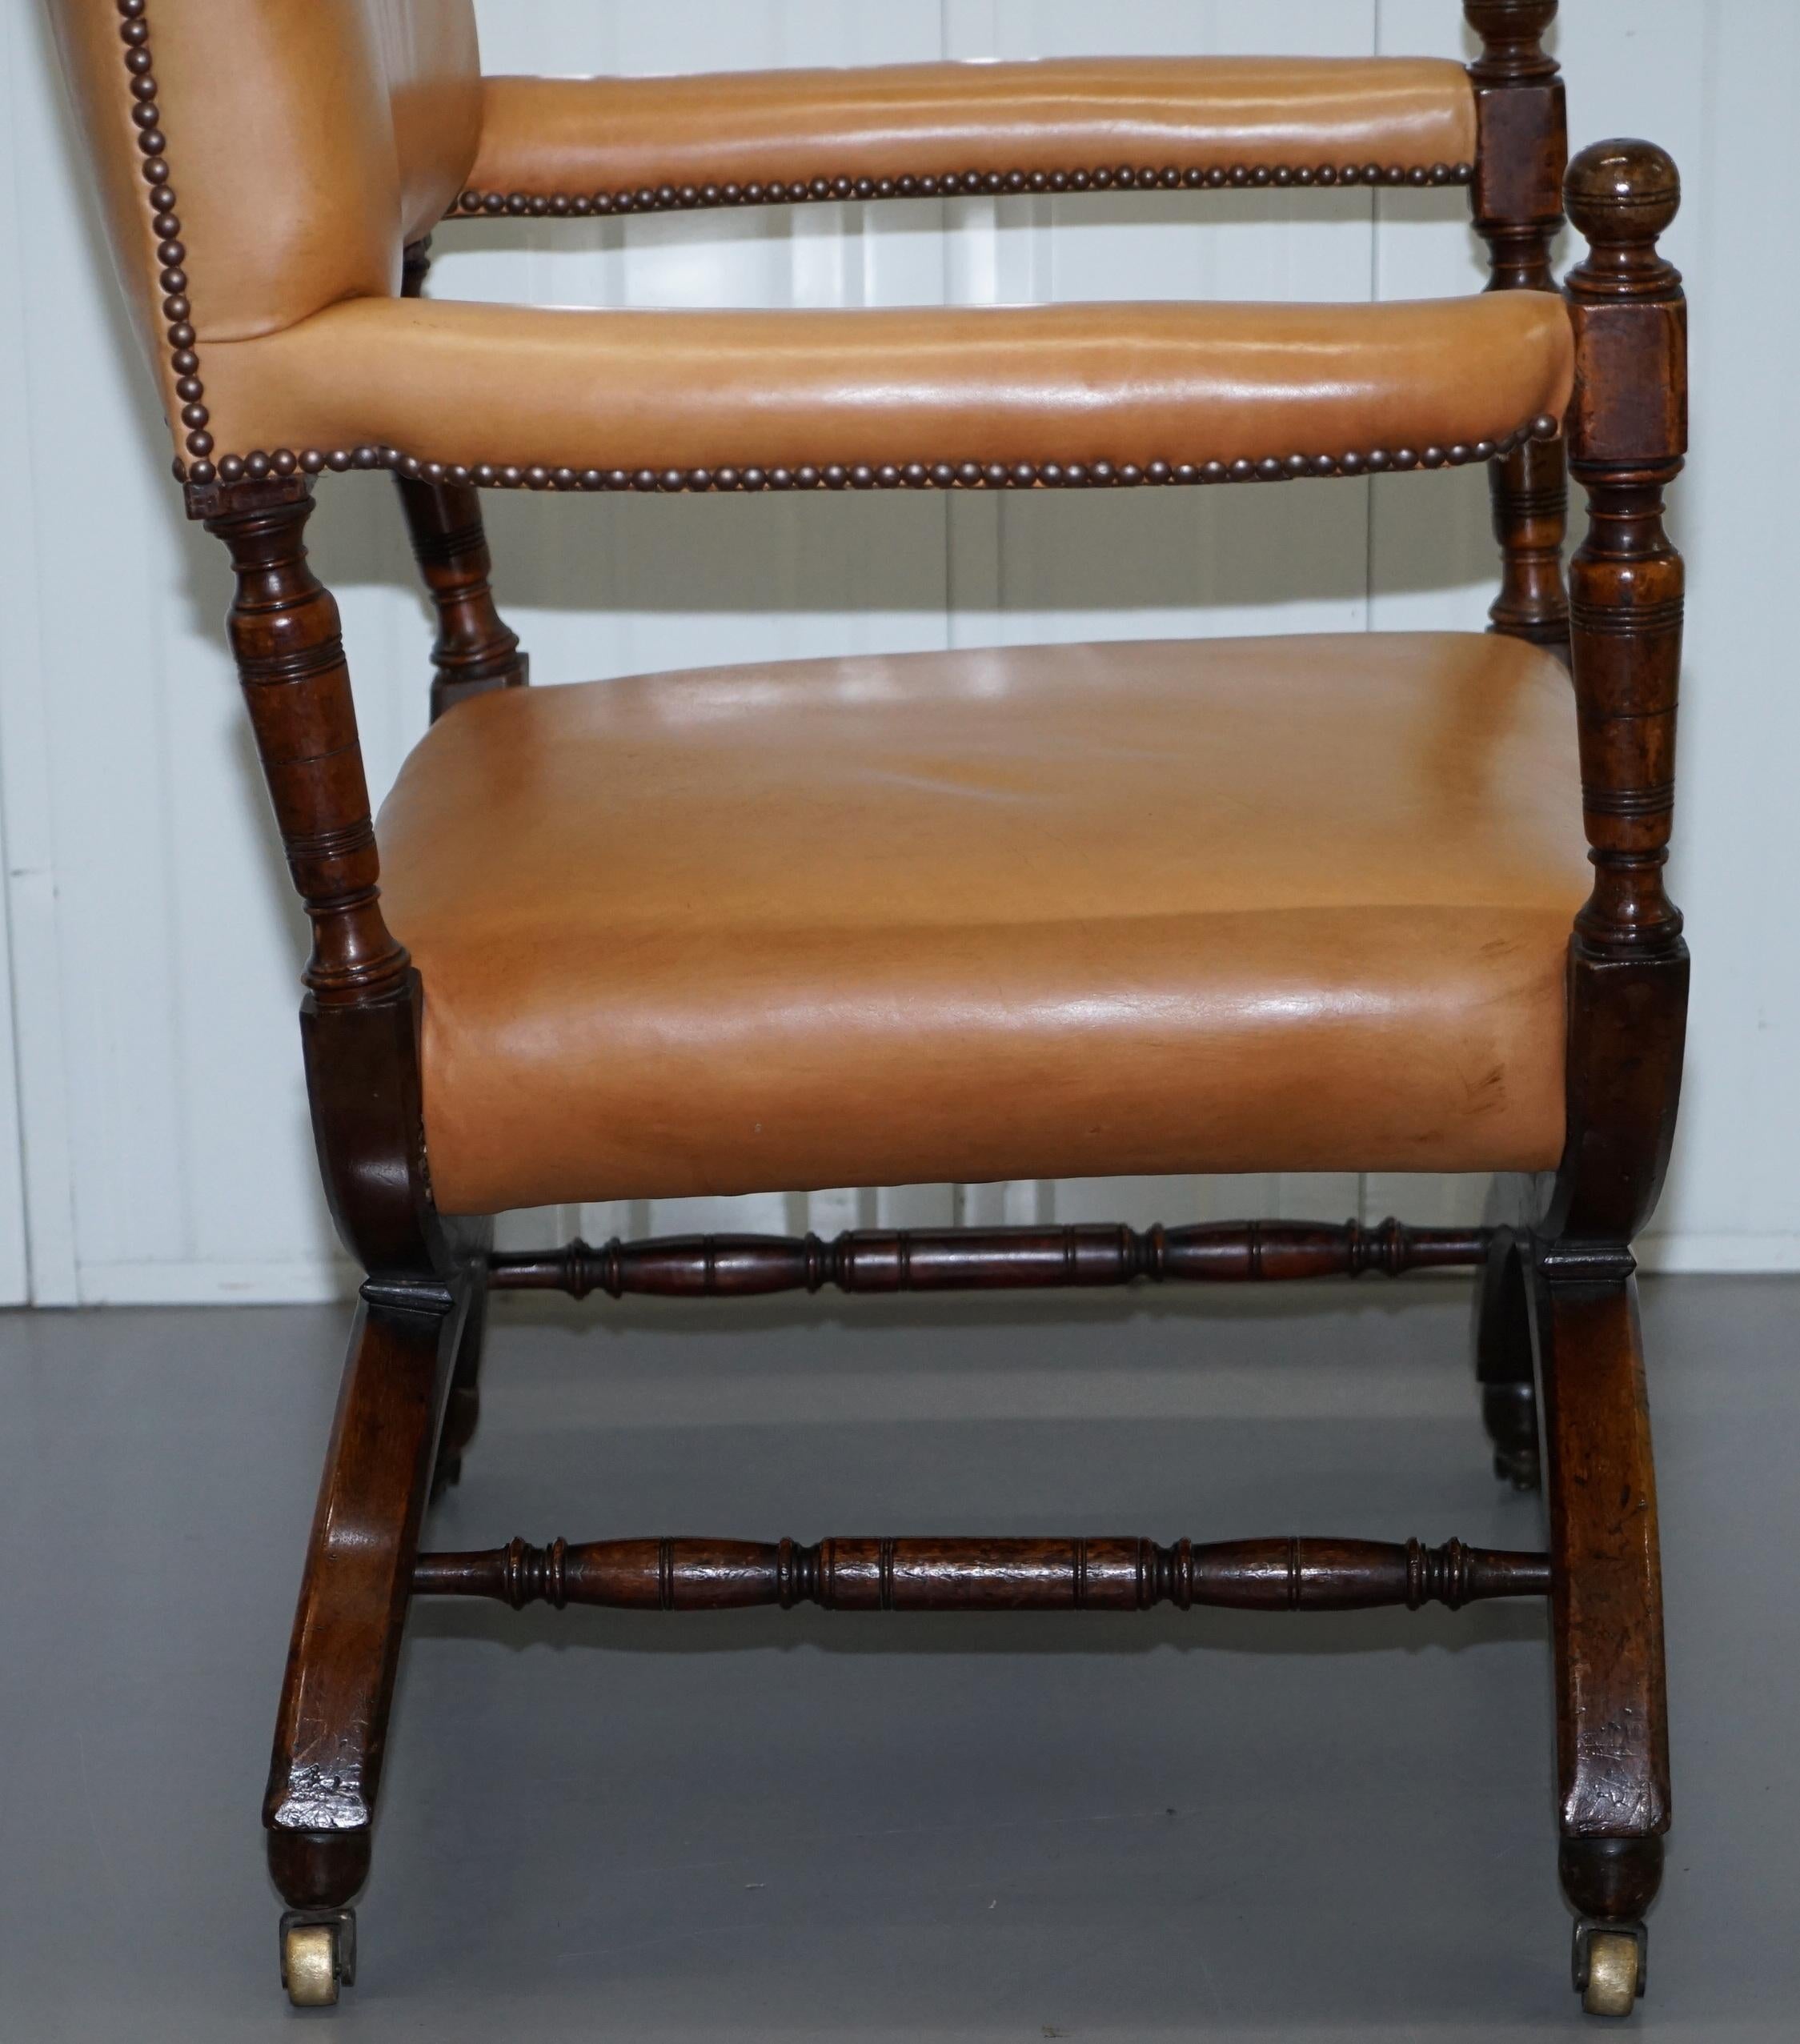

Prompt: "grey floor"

[2,1277,1796,2041]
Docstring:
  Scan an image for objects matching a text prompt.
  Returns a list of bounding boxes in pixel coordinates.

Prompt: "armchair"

[46,0,1685,2022]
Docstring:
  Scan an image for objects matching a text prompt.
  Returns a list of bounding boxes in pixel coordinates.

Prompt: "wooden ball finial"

[1565,139,1681,246]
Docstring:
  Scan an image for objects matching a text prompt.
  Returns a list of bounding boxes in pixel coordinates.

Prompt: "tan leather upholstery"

[46,9,1511,478]
[376,634,1590,1217]
[46,0,480,433]
[468,58,1477,201]
[200,291,1572,479]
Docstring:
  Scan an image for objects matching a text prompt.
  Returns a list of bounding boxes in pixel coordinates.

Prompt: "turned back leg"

[1475,1225,1541,1489]
[395,238,528,723]
[432,1272,490,1497]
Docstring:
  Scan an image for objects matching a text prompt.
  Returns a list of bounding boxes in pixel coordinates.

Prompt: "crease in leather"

[374,631,1590,1216]
[45,0,483,447]
[468,58,1477,195]
[195,292,1573,476]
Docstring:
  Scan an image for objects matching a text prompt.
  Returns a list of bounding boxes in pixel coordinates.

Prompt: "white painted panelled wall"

[0,2,1793,1304]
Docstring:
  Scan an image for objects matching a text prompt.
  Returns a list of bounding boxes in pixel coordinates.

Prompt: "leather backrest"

[46,0,481,389]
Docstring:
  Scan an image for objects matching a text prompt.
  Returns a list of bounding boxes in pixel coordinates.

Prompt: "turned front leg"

[1475,1226,1541,1489]
[1533,136,1686,2017]
[1552,138,1689,1248]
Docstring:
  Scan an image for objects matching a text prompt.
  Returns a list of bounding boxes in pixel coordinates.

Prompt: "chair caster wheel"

[281,1908,356,2007]
[1573,1922,1646,2018]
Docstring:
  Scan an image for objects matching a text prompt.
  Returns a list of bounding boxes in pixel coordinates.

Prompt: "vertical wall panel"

[0,0,70,1302]
[0,1,1789,1297]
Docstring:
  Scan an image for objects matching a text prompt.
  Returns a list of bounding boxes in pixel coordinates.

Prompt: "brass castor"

[1573,1922,1646,2018]
[280,1909,356,2008]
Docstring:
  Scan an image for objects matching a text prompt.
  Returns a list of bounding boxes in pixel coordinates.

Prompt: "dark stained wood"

[205,485,459,1278]
[431,1271,489,1499]
[205,487,410,1011]
[1465,0,1571,654]
[487,1219,1489,1299]
[1517,134,1686,1970]
[295,979,450,1281]
[1560,1835,1666,1924]
[1485,435,1572,656]
[1529,1266,1670,1923]
[1467,2,1565,287]
[1545,139,1689,1248]
[265,1282,471,1914]
[413,1534,1550,1613]
[395,239,529,723]
[1474,1224,1541,1489]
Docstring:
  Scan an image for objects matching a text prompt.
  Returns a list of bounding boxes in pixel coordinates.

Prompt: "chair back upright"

[47,0,482,435]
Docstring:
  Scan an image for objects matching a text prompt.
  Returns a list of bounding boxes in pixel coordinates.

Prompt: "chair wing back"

[46,0,481,443]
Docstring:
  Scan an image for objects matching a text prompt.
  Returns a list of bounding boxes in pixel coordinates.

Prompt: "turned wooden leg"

[1475,1226,1541,1489]
[395,474,529,723]
[1530,1261,1668,2017]
[397,238,528,724]
[1486,435,1571,659]
[431,1272,489,1498]
[265,1282,469,2005]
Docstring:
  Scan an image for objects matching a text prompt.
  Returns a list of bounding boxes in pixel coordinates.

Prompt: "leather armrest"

[457,58,1477,214]
[196,292,1570,484]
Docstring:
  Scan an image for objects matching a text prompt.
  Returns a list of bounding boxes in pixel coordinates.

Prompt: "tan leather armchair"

[46,0,1689,2024]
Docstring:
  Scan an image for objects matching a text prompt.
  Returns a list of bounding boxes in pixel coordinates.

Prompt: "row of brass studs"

[452,159,1475,219]
[112,0,218,479]
[176,416,1559,495]
[109,11,1481,492]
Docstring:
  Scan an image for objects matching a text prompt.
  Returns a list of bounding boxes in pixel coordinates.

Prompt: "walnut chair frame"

[54,0,1684,2022]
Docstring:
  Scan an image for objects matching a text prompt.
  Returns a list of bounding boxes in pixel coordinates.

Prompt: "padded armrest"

[198,293,1570,485]
[458,58,1478,213]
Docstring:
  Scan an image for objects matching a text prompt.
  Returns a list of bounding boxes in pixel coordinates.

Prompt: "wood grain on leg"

[1532,1270,1669,1874]
[264,1285,468,1911]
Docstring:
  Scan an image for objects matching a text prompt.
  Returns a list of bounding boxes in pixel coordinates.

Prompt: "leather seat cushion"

[375,633,1589,1216]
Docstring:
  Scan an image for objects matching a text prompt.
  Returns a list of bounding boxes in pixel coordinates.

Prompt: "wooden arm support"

[487,1220,1489,1300]
[395,239,529,723]
[1547,138,1689,1248]
[1465,1,1571,655]
[413,1535,1549,1613]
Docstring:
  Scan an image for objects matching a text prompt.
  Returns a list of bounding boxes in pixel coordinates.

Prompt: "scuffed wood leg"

[265,1283,469,2003]
[1531,1264,1667,2015]
[1476,1226,1541,1489]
